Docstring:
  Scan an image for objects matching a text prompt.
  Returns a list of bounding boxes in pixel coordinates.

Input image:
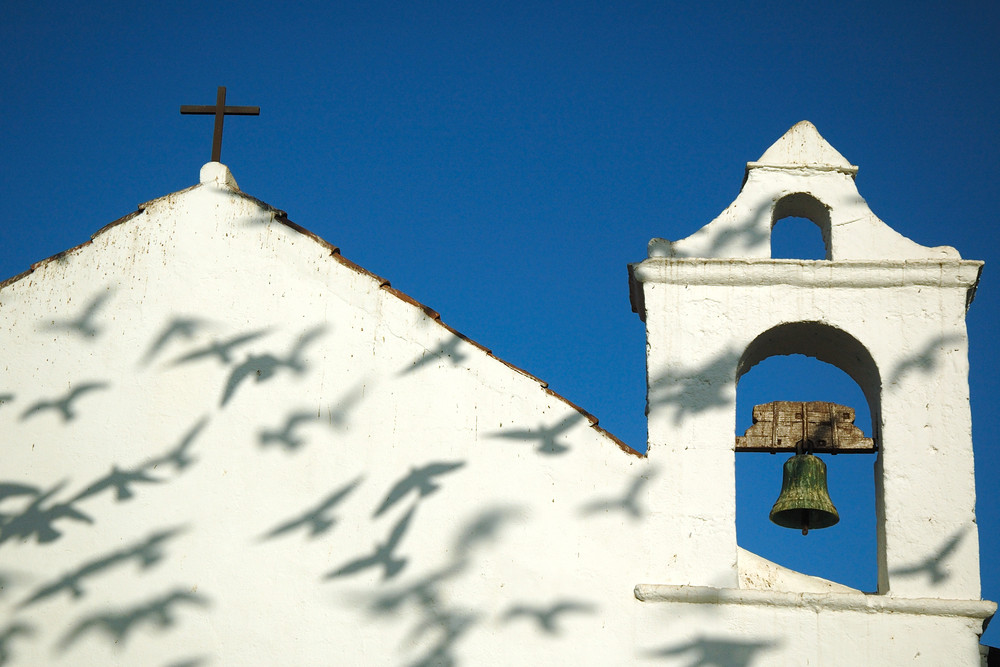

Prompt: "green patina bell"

[769,452,839,535]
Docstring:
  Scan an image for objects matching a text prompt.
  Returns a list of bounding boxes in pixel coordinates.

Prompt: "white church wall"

[0,135,993,665]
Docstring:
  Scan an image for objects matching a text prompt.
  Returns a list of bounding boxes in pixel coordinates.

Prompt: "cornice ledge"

[634,584,997,620]
[630,258,983,290]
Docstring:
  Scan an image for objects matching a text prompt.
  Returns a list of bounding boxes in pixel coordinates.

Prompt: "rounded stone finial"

[199,162,240,190]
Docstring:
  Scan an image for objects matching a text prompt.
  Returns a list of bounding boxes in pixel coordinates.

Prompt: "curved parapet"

[649,121,960,261]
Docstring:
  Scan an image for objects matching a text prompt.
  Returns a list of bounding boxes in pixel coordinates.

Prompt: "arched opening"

[770,193,831,260]
[736,322,881,592]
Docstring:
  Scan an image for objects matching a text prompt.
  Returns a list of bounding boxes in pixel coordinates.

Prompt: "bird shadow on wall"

[0,621,34,665]
[398,336,470,376]
[260,477,362,541]
[501,599,596,636]
[19,381,110,423]
[0,417,207,548]
[140,316,210,367]
[41,288,115,341]
[578,468,657,522]
[651,195,775,259]
[488,412,585,456]
[642,635,781,666]
[362,505,527,667]
[57,587,210,652]
[324,460,467,583]
[888,527,967,586]
[886,333,966,386]
[648,348,742,426]
[257,382,369,453]
[373,462,465,518]
[158,323,328,408]
[16,526,187,609]
[218,325,327,407]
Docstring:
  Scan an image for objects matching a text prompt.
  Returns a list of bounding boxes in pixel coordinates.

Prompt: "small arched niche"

[736,322,882,592]
[770,193,832,260]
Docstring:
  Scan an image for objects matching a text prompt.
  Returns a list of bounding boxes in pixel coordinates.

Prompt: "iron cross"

[180,87,260,163]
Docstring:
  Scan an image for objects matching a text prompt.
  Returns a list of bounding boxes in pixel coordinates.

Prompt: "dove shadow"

[488,413,584,456]
[888,527,967,586]
[42,288,115,341]
[643,635,780,666]
[18,526,186,608]
[58,587,210,651]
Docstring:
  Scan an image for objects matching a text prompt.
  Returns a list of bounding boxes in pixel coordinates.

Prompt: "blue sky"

[2,0,998,645]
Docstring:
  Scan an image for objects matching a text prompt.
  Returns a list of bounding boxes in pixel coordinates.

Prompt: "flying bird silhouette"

[327,505,416,581]
[400,337,468,375]
[0,622,34,665]
[141,317,206,366]
[20,527,185,607]
[262,477,361,540]
[72,465,162,503]
[580,472,654,520]
[20,382,109,422]
[889,529,965,584]
[259,411,318,451]
[645,636,776,666]
[502,600,596,635]
[373,461,465,517]
[172,329,269,366]
[0,483,93,545]
[370,561,465,615]
[60,589,207,649]
[220,326,327,406]
[0,482,41,504]
[45,291,113,338]
[491,413,583,455]
[144,417,208,472]
[327,383,367,429]
[453,506,522,555]
[887,333,966,385]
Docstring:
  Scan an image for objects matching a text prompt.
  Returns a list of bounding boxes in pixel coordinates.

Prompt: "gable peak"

[748,121,858,177]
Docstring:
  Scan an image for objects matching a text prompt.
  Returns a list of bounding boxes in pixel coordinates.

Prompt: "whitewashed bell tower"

[628,122,993,657]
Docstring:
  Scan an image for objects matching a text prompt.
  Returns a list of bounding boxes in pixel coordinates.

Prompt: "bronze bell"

[769,450,839,535]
